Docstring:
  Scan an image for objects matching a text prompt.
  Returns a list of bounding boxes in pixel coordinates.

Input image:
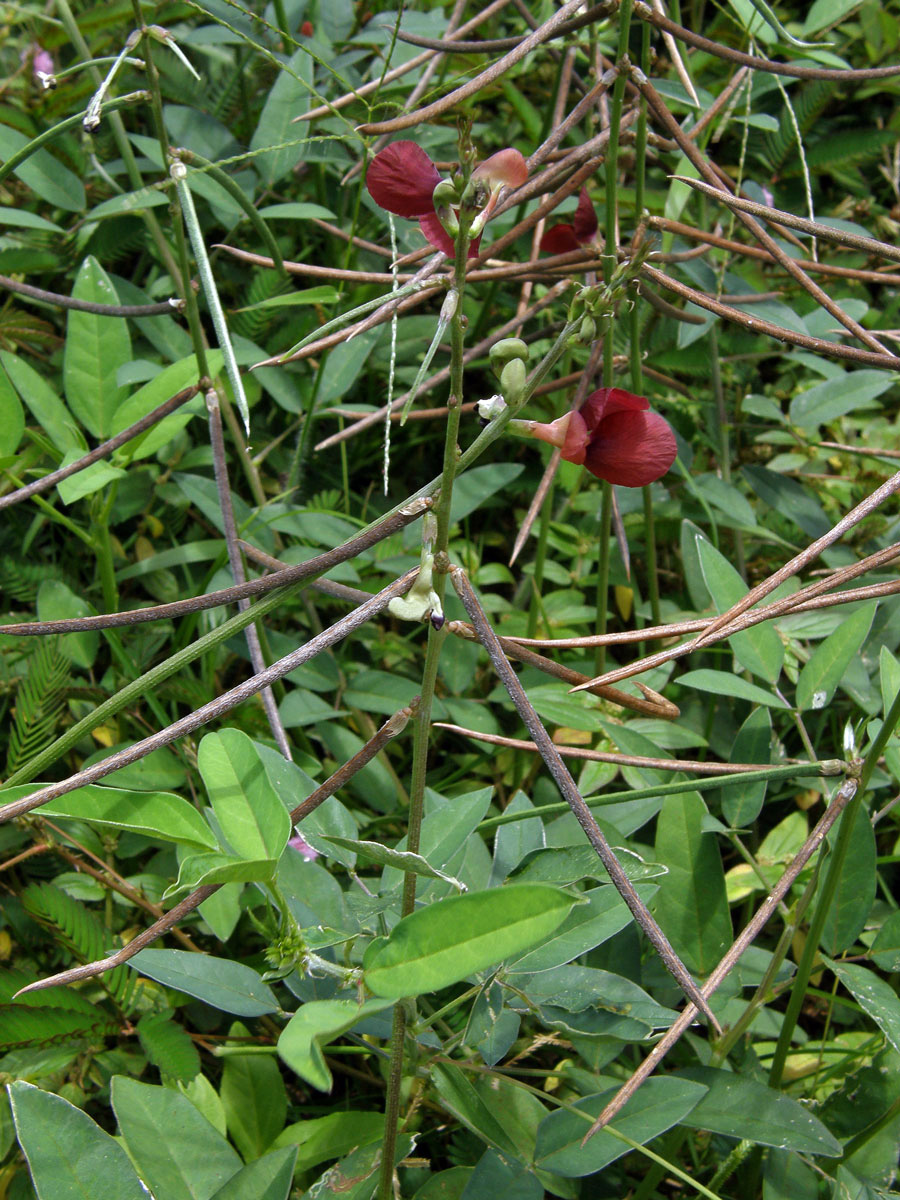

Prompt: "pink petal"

[583,410,677,486]
[540,223,581,254]
[559,411,590,464]
[472,148,528,190]
[529,411,589,463]
[366,142,442,218]
[573,188,599,244]
[580,387,649,433]
[419,212,482,258]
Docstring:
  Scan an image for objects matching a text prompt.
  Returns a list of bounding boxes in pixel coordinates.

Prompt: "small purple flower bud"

[288,832,319,861]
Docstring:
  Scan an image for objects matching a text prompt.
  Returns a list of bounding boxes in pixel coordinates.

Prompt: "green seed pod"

[580,315,597,344]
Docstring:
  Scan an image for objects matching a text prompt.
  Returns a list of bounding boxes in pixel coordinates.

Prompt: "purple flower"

[540,188,598,254]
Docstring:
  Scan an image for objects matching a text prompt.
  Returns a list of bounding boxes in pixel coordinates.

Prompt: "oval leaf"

[364,885,576,998]
[9,1080,148,1200]
[5,784,217,850]
[198,729,291,862]
[278,999,394,1092]
[128,948,280,1016]
[534,1078,708,1176]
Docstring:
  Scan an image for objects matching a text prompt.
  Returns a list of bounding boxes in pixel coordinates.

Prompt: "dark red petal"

[573,187,599,244]
[472,148,528,190]
[366,142,442,218]
[579,387,649,432]
[540,224,581,254]
[418,212,481,257]
[583,410,677,487]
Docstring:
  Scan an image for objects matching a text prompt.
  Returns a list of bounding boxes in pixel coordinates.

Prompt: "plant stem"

[377,200,473,1200]
[768,688,900,1087]
[594,480,613,675]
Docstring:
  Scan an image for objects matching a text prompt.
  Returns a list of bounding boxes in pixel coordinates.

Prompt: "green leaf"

[363,885,576,998]
[677,669,790,708]
[221,1024,288,1160]
[0,124,85,211]
[273,1111,386,1173]
[826,960,900,1057]
[164,851,277,896]
[112,352,221,462]
[789,370,890,429]
[29,782,218,850]
[198,729,291,861]
[0,208,64,232]
[63,257,132,439]
[111,1076,242,1200]
[278,999,394,1091]
[0,361,24,456]
[322,836,467,891]
[796,602,877,712]
[870,910,900,971]
[450,463,524,525]
[380,787,494,892]
[653,792,731,974]
[534,1078,708,1176]
[234,284,339,312]
[136,1011,201,1084]
[35,579,99,669]
[208,1146,298,1200]
[250,48,314,185]
[508,884,659,973]
[431,1064,523,1160]
[55,451,126,505]
[128,949,281,1016]
[511,843,666,887]
[744,465,830,540]
[9,1080,148,1200]
[258,202,336,220]
[820,803,876,954]
[1,350,82,452]
[721,708,773,826]
[697,537,783,684]
[676,1067,841,1155]
[87,186,170,220]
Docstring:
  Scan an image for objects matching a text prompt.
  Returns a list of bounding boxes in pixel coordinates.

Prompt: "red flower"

[523,388,677,487]
[540,188,598,254]
[366,141,527,257]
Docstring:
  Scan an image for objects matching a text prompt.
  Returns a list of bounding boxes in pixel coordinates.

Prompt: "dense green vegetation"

[2,1,900,1197]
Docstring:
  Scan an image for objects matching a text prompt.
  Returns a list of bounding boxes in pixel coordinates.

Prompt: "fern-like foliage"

[231,268,296,342]
[0,555,66,603]
[755,80,833,176]
[0,967,103,1017]
[806,128,899,172]
[5,639,71,777]
[0,1005,119,1049]
[137,1010,201,1084]
[20,883,136,1011]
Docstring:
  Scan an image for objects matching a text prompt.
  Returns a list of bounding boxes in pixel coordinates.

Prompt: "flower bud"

[580,315,597,344]
[432,179,461,209]
[499,358,527,404]
[489,337,529,378]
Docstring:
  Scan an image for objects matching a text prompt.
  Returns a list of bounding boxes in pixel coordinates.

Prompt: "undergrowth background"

[2,1,900,1198]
